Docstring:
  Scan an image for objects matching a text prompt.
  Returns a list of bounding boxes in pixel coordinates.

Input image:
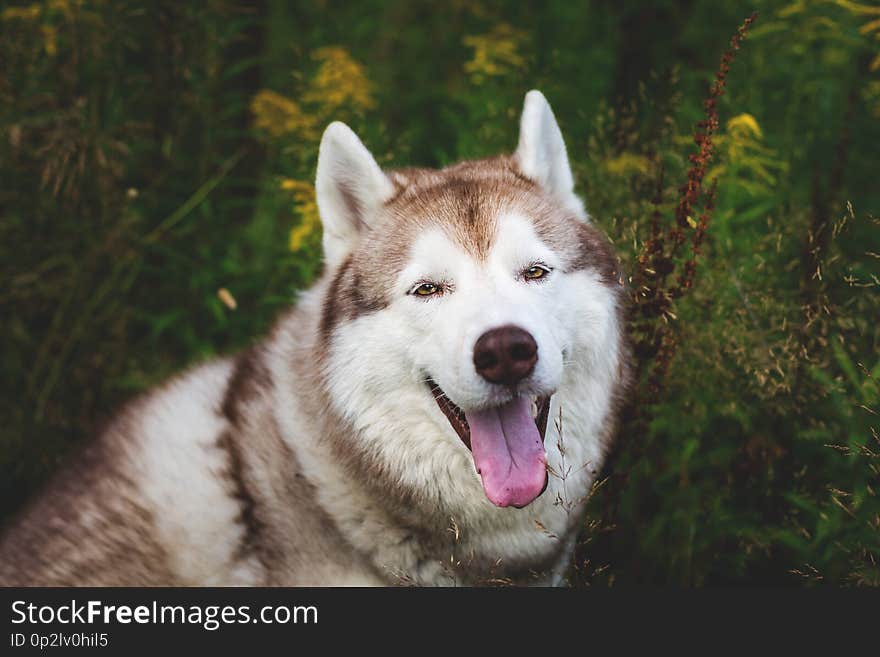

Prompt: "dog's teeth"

[530,399,538,418]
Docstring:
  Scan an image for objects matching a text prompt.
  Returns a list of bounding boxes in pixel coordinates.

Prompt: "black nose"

[473,325,538,385]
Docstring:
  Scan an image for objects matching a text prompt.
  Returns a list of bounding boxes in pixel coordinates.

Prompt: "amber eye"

[523,265,550,281]
[413,282,440,297]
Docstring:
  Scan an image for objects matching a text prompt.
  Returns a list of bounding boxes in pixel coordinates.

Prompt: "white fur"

[125,360,262,585]
[516,90,587,218]
[315,122,394,268]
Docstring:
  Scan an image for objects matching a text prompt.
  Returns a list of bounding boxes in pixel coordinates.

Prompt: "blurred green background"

[1,0,878,586]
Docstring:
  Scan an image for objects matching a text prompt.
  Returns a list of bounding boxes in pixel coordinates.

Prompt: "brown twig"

[630,11,758,398]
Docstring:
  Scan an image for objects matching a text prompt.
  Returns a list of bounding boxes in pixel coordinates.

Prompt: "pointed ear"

[515,90,586,218]
[316,122,393,268]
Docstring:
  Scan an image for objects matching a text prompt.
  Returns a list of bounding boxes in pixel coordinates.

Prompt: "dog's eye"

[523,264,551,281]
[411,282,441,297]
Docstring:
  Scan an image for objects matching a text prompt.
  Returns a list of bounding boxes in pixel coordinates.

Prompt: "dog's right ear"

[316,122,393,269]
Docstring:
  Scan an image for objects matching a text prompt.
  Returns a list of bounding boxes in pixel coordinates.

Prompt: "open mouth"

[427,378,551,508]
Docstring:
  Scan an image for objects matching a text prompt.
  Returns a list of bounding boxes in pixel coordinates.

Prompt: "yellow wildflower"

[463,24,527,83]
[47,0,76,17]
[833,0,880,16]
[727,113,762,139]
[250,90,316,138]
[281,179,321,252]
[859,17,880,34]
[706,112,786,190]
[725,113,765,163]
[1,5,42,21]
[604,152,651,177]
[304,47,375,115]
[1,0,76,22]
[778,1,807,19]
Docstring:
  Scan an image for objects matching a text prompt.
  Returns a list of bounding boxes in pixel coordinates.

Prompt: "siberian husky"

[0,91,630,586]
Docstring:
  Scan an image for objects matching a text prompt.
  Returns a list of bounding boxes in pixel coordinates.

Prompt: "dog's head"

[315,91,623,510]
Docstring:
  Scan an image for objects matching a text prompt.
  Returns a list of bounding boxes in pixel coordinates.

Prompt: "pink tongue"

[465,397,547,508]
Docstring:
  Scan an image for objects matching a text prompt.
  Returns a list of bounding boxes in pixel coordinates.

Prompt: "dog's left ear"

[515,90,587,219]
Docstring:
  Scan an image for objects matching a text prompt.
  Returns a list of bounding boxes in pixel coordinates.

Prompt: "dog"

[0,90,631,586]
